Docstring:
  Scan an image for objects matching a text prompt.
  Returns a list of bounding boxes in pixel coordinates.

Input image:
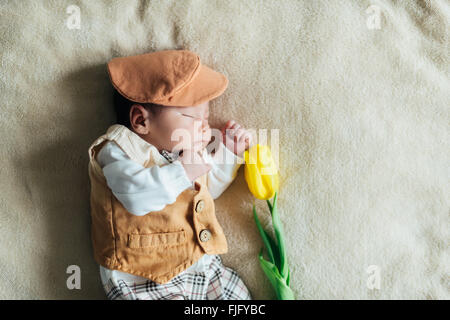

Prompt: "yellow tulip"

[244,144,279,200]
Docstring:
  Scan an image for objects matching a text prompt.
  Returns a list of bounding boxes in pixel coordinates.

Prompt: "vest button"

[195,200,205,213]
[199,229,212,242]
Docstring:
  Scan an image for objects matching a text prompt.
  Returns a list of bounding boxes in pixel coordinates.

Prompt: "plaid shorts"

[101,255,252,300]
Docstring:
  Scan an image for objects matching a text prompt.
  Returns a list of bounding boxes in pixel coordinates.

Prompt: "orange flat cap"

[107,49,228,107]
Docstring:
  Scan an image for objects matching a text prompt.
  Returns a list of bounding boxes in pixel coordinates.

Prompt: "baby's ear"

[129,104,151,134]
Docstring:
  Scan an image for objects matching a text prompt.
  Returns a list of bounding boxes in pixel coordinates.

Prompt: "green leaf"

[264,227,281,270]
[258,249,281,296]
[286,267,290,286]
[255,203,281,268]
[266,199,273,212]
[270,191,288,278]
[264,199,281,269]
[253,204,275,265]
[258,249,295,300]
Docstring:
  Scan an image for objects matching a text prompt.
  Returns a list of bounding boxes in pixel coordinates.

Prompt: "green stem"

[270,191,288,279]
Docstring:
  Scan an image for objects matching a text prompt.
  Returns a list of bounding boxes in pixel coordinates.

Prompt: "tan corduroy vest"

[87,124,228,284]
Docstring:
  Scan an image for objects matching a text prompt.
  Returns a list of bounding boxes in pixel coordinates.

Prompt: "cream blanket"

[0,0,448,299]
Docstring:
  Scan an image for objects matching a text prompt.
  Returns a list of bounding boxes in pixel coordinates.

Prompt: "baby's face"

[149,101,211,154]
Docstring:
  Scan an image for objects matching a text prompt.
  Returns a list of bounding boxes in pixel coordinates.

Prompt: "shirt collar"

[106,124,171,167]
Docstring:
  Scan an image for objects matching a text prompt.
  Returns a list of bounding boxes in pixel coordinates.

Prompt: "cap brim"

[153,64,228,107]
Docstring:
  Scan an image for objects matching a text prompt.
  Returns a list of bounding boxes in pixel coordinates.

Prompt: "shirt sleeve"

[96,141,193,216]
[202,141,245,200]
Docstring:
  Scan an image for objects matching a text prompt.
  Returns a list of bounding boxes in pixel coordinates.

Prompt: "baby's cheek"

[203,127,212,141]
[168,127,191,149]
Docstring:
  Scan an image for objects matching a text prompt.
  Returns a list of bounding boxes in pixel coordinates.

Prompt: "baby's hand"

[221,120,253,157]
[179,148,212,182]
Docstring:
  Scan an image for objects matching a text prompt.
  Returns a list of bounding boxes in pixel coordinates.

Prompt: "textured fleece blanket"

[0,0,448,299]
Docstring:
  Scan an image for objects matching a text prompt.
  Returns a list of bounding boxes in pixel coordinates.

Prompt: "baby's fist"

[221,120,253,157]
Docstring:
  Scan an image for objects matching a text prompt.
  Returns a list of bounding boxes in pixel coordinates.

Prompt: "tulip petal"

[244,145,279,200]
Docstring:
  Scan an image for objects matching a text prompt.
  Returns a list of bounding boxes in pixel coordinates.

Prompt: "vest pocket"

[127,230,186,249]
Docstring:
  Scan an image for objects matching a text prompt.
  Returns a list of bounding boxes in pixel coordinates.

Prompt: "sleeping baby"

[87,49,253,300]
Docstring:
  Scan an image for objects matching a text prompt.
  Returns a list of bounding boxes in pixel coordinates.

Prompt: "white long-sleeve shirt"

[96,140,244,215]
[96,139,244,281]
